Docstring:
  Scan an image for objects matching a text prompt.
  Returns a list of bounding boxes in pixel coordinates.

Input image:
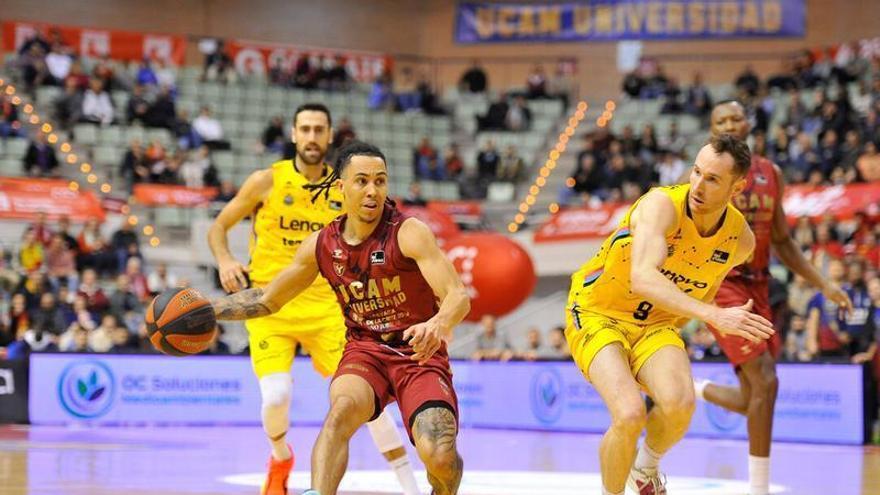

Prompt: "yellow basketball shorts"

[564,304,684,383]
[246,295,346,379]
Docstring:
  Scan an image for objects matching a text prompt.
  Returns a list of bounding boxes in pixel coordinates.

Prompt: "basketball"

[145,287,217,356]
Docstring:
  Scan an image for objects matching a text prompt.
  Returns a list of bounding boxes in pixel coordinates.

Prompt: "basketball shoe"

[261,446,294,495]
[626,467,667,495]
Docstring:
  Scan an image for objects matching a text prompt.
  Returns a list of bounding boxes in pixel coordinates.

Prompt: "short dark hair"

[293,103,332,127]
[304,140,386,201]
[708,133,751,177]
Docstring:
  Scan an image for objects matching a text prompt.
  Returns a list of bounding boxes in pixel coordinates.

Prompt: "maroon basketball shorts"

[333,339,458,443]
[710,279,781,366]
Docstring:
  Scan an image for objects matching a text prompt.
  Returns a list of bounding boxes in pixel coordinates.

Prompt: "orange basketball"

[145,287,217,356]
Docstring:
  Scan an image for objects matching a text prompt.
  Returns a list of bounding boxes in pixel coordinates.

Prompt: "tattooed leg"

[211,288,274,320]
[412,407,463,495]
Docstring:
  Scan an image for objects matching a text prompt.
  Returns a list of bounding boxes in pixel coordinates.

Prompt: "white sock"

[749,455,770,495]
[259,373,293,461]
[633,442,663,475]
[694,378,710,401]
[367,410,419,495]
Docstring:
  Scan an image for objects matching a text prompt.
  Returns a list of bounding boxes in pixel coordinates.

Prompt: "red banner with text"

[2,21,185,65]
[225,39,392,83]
[133,184,217,207]
[0,178,105,221]
[535,183,880,242]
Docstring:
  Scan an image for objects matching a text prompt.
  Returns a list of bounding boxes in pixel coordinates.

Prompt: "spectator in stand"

[108,324,137,353]
[546,326,572,359]
[839,129,862,171]
[396,67,421,112]
[154,59,176,90]
[125,257,150,303]
[110,221,140,273]
[621,70,644,99]
[660,77,683,114]
[459,60,488,94]
[91,54,125,92]
[526,65,548,99]
[685,72,712,119]
[262,116,286,154]
[478,95,509,131]
[44,233,77,291]
[497,145,525,182]
[90,314,118,353]
[471,315,512,361]
[840,261,872,357]
[785,314,813,362]
[331,117,356,150]
[173,108,200,150]
[61,324,92,353]
[147,262,178,296]
[23,132,59,177]
[109,274,143,332]
[63,294,97,334]
[202,40,234,83]
[412,137,439,180]
[857,141,880,182]
[417,73,444,115]
[402,182,427,207]
[215,180,238,202]
[136,59,159,88]
[326,55,351,91]
[192,106,230,150]
[735,64,761,97]
[7,294,30,346]
[0,94,20,138]
[857,277,880,364]
[505,95,532,131]
[146,85,177,129]
[18,229,44,272]
[55,216,78,252]
[477,140,500,183]
[53,78,83,131]
[17,271,48,311]
[655,149,687,186]
[517,327,552,361]
[788,131,819,182]
[127,83,150,125]
[65,59,89,91]
[659,121,686,155]
[180,145,214,189]
[817,129,842,178]
[569,152,604,201]
[17,44,50,94]
[785,90,809,131]
[30,292,66,338]
[80,77,114,126]
[291,53,314,89]
[77,268,110,314]
[807,259,849,358]
[442,144,464,179]
[119,139,148,193]
[787,274,816,317]
[367,72,394,111]
[29,212,53,246]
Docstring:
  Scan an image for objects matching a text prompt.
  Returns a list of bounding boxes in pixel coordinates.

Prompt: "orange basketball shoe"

[261,446,294,495]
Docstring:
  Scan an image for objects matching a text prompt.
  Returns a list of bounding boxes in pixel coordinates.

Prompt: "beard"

[296,145,326,166]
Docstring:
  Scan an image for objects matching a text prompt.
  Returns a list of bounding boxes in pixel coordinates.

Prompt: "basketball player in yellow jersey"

[207,103,420,495]
[565,135,775,495]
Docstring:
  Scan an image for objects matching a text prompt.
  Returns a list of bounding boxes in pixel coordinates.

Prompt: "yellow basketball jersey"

[249,160,343,295]
[568,184,746,327]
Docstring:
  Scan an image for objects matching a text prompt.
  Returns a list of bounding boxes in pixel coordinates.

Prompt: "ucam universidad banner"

[455,0,805,43]
[29,353,863,444]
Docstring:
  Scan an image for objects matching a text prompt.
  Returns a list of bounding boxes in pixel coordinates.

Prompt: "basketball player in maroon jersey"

[695,101,851,495]
[211,141,469,495]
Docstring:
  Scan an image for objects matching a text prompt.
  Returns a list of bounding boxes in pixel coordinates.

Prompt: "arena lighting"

[100,183,112,193]
[41,123,52,133]
[23,104,33,114]
[60,143,71,153]
[47,134,58,144]
[149,236,160,247]
[507,222,519,233]
[68,181,79,191]
[509,100,597,229]
[549,202,560,213]
[80,163,91,173]
[143,225,154,236]
[66,154,77,164]
[28,114,39,125]
[128,215,139,226]
[86,173,97,183]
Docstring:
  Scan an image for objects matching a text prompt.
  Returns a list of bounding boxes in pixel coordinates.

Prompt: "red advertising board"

[0,178,105,221]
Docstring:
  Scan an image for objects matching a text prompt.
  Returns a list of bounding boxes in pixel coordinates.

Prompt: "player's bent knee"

[324,395,369,437]
[610,401,647,434]
[259,373,292,410]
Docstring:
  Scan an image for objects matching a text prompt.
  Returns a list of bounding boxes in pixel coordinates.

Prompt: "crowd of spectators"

[0,215,232,360]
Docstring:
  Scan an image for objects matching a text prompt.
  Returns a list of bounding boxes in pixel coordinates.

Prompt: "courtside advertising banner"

[455,1,806,43]
[0,178,106,222]
[0,358,28,423]
[29,354,864,444]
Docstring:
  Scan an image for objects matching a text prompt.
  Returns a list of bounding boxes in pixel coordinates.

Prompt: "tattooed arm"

[211,233,322,320]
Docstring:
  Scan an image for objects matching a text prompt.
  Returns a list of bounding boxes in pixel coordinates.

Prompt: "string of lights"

[0,78,162,247]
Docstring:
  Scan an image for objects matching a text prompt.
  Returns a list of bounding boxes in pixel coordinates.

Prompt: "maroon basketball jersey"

[315,201,439,337]
[728,155,779,281]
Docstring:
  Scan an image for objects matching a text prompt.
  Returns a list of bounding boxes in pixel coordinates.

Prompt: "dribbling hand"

[218,258,250,293]
[403,320,445,365]
[708,299,775,344]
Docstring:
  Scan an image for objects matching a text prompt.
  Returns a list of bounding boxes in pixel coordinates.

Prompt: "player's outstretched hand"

[822,281,853,317]
[218,258,250,293]
[708,299,775,344]
[404,320,443,366]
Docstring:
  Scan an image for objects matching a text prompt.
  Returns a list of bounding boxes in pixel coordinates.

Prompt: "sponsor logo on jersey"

[332,249,344,259]
[370,250,385,265]
[278,216,324,232]
[333,262,345,276]
[659,268,709,289]
[755,174,768,185]
[711,250,730,264]
[329,200,342,210]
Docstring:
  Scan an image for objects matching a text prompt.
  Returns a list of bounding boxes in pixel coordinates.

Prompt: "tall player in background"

[211,141,469,495]
[566,135,774,495]
[694,101,852,495]
[207,105,419,495]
